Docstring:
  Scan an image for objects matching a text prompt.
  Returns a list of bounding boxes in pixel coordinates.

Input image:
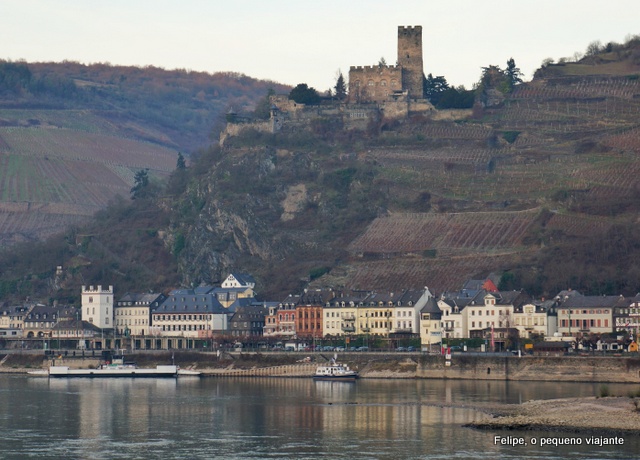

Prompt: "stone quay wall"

[414,355,640,383]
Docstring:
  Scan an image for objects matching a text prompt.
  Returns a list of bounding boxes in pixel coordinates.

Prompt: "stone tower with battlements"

[397,25,424,99]
[348,25,425,104]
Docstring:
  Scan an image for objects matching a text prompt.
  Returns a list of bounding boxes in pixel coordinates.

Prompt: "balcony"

[341,326,355,332]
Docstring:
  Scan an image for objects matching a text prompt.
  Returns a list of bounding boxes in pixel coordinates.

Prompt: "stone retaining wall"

[416,355,640,383]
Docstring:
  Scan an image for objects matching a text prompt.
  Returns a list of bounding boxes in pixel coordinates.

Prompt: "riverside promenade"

[3,350,640,383]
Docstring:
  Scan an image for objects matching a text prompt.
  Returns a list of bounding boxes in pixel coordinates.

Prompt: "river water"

[0,375,638,459]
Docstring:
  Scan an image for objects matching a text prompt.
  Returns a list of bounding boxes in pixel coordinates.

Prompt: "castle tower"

[82,285,114,329]
[397,26,424,99]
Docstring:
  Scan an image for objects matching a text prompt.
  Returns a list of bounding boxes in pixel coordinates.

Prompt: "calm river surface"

[0,375,638,459]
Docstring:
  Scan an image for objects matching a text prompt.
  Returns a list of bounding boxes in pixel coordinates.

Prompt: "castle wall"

[348,65,403,103]
[408,99,435,115]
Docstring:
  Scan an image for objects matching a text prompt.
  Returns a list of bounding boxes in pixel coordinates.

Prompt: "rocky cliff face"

[168,142,386,296]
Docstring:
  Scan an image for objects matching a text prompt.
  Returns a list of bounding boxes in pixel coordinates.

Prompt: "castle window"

[380,80,387,86]
[368,80,374,86]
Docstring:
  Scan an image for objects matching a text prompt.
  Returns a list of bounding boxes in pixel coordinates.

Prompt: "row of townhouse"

[434,281,640,350]
[264,287,435,341]
[0,273,262,347]
[3,271,639,351]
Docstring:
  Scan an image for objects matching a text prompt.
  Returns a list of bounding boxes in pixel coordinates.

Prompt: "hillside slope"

[0,61,289,247]
[169,42,640,298]
[2,41,640,303]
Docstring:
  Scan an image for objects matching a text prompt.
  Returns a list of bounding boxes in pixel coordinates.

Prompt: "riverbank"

[466,395,640,434]
[3,351,640,383]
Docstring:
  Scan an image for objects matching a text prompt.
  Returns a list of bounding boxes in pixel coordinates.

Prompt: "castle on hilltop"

[220,26,434,144]
[349,26,424,103]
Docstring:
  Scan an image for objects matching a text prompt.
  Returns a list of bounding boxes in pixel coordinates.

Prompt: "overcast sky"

[2,1,638,92]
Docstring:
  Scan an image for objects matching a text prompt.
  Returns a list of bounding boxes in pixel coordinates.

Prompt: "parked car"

[396,347,407,352]
[334,346,345,352]
[407,346,416,352]
[356,346,369,352]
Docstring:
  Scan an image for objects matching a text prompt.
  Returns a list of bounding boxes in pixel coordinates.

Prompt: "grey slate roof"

[25,304,77,321]
[156,288,227,314]
[420,297,442,319]
[559,295,623,309]
[228,297,257,309]
[0,304,30,316]
[52,319,103,333]
[229,304,268,322]
[554,289,582,302]
[117,292,166,308]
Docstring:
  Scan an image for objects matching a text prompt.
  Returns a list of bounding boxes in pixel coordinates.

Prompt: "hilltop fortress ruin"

[221,26,439,144]
[349,25,425,103]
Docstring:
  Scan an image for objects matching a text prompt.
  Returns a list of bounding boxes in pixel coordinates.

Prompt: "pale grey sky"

[2,0,638,91]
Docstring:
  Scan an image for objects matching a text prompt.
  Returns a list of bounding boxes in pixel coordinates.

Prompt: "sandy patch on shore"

[468,397,640,434]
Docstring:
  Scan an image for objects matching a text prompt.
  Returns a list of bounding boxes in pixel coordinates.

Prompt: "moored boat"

[313,359,358,382]
[28,353,201,378]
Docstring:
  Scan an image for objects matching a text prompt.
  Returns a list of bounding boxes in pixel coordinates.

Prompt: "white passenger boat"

[28,354,201,378]
[313,359,358,382]
[47,363,180,378]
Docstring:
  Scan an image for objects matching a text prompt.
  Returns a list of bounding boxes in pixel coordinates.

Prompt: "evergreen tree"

[423,73,450,105]
[130,169,150,199]
[176,152,186,170]
[505,58,523,88]
[288,83,321,105]
[334,71,347,100]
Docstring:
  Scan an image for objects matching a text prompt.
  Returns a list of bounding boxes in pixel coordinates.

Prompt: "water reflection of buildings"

[29,376,621,457]
[45,378,186,442]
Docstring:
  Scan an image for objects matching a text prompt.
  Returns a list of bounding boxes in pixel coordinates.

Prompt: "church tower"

[397,26,424,99]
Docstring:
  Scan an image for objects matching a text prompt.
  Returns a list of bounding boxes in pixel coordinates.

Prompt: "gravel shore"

[466,396,640,434]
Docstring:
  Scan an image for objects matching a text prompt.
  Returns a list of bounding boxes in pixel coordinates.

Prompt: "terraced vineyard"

[545,212,613,238]
[349,209,540,256]
[0,123,178,247]
[344,253,525,293]
[332,58,640,294]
